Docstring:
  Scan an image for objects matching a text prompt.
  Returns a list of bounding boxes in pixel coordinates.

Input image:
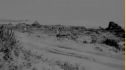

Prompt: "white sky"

[0,0,125,27]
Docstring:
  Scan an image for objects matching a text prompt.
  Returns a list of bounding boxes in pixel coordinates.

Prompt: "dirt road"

[15,31,125,70]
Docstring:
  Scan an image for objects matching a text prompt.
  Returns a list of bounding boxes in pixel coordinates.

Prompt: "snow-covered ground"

[15,31,125,70]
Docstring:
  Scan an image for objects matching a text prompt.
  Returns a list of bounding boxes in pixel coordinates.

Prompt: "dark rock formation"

[106,21,122,30]
[106,21,125,38]
[32,21,40,27]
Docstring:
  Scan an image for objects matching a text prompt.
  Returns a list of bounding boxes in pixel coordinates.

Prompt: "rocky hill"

[8,21,125,51]
[106,21,125,38]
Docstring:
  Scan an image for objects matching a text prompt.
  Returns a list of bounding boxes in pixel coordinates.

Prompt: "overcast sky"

[0,0,125,27]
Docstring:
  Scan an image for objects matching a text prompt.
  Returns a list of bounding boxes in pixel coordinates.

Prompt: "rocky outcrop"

[32,21,40,27]
[106,21,121,30]
[106,21,125,38]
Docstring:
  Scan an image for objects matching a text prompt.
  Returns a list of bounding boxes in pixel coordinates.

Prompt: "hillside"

[0,21,125,70]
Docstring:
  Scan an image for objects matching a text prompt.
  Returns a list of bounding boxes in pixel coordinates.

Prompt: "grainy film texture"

[0,0,125,70]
